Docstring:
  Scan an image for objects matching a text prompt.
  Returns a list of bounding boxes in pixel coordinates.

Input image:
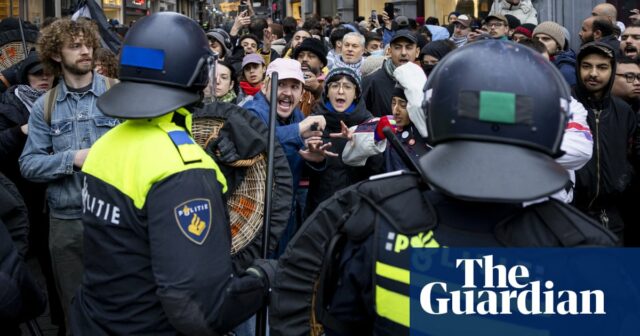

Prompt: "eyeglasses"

[327,82,356,91]
[486,22,505,28]
[616,72,640,83]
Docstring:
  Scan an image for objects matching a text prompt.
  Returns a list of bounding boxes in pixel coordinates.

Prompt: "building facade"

[1,0,199,26]
[301,0,636,43]
[1,0,637,40]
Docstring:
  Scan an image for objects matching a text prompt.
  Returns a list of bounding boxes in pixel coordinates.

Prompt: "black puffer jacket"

[573,42,638,232]
[305,100,384,216]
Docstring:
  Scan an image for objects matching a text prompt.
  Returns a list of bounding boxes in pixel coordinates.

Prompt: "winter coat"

[361,60,396,117]
[0,172,47,323]
[244,92,306,189]
[0,88,48,235]
[599,35,622,59]
[305,99,384,216]
[272,38,287,56]
[489,0,538,25]
[573,42,638,233]
[553,49,577,87]
[0,87,29,167]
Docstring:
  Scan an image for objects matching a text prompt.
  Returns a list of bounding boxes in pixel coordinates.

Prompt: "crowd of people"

[1,0,640,334]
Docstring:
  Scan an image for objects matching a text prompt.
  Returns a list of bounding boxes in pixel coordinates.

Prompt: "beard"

[61,56,93,76]
[581,34,595,45]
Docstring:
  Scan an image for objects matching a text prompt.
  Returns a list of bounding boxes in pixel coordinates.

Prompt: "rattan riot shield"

[192,102,293,272]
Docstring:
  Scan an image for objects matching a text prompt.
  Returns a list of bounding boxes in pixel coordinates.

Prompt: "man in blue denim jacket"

[18,18,119,326]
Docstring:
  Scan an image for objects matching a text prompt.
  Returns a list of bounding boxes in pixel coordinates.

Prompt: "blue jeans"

[232,314,256,336]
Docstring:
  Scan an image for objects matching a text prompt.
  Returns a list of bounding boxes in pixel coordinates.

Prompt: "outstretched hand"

[299,136,338,162]
[329,121,353,141]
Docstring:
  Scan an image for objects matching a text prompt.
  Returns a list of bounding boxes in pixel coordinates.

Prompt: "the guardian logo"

[420,255,605,316]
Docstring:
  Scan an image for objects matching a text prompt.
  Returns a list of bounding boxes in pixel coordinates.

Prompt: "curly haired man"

[19,18,119,326]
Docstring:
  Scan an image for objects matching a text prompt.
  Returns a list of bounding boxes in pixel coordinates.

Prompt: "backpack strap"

[43,85,59,126]
[42,77,117,126]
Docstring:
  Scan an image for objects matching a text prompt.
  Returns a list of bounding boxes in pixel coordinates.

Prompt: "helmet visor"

[203,55,218,104]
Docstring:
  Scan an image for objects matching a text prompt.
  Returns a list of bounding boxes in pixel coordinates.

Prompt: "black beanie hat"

[291,38,328,67]
[420,40,455,60]
[392,83,406,101]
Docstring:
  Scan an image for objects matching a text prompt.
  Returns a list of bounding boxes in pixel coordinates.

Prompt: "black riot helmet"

[420,40,571,203]
[98,12,215,119]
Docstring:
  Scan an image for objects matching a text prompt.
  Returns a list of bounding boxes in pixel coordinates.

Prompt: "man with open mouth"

[620,24,640,59]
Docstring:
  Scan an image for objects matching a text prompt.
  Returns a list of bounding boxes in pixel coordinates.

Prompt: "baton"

[17,17,29,61]
[256,71,278,336]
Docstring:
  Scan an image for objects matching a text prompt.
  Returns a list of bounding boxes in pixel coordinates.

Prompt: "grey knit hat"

[533,21,566,51]
[324,67,362,99]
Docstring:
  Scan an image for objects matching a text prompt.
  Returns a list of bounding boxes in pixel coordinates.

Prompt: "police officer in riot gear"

[70,13,273,335]
[270,40,618,336]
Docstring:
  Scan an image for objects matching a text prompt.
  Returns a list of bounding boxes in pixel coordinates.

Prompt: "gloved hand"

[246,258,277,288]
[374,115,397,142]
[208,136,240,164]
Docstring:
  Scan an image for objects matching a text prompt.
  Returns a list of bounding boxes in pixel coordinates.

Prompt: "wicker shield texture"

[192,102,293,272]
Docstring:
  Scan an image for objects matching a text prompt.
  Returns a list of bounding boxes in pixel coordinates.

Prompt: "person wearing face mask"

[419,40,456,77]
[364,33,383,57]
[304,67,384,216]
[361,30,420,117]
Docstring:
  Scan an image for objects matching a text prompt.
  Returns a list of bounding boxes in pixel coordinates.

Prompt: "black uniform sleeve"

[0,218,46,322]
[324,236,375,336]
[0,104,28,168]
[146,168,268,335]
[0,173,29,258]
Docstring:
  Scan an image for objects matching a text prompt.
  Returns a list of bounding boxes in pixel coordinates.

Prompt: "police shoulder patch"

[174,199,212,245]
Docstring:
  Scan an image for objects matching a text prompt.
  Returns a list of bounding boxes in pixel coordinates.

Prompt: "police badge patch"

[174,199,212,245]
